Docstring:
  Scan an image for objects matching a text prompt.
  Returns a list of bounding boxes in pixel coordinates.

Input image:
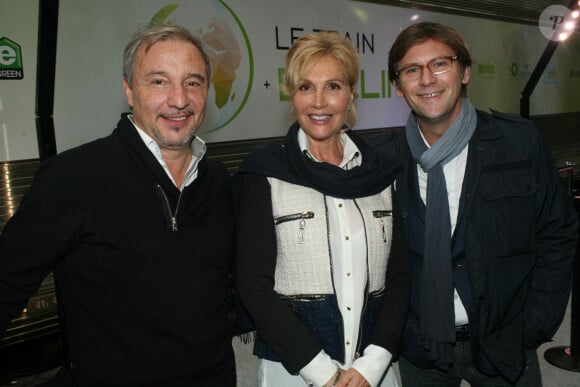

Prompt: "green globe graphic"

[150,1,254,132]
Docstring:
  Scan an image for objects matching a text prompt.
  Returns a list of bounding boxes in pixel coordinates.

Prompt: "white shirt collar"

[297,128,362,169]
[127,115,206,189]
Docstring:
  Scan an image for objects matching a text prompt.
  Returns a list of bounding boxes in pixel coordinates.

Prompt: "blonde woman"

[236,31,410,387]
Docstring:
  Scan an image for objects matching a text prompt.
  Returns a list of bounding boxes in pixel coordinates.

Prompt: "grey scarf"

[405,97,477,368]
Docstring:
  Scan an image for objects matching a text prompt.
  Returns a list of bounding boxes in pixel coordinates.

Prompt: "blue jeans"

[398,341,542,387]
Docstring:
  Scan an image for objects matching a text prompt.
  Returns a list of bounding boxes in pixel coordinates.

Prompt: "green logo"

[478,63,495,80]
[0,37,23,80]
[150,1,254,133]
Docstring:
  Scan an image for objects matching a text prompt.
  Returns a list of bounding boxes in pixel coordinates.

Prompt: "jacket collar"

[114,113,207,197]
[474,110,503,142]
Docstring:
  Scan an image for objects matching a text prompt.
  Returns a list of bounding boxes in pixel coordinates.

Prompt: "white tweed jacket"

[267,177,393,296]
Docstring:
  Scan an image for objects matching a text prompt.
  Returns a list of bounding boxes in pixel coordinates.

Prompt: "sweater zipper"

[155,184,182,232]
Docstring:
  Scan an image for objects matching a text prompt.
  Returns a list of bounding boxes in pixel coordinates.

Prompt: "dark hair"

[388,22,472,88]
[123,24,211,86]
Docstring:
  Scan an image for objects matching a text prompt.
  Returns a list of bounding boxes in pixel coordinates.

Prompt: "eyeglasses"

[396,56,459,82]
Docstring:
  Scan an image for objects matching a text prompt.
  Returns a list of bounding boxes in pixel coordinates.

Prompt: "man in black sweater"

[0,24,236,386]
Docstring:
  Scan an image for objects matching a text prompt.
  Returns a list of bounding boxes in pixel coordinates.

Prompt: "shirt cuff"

[299,350,338,387]
[351,344,392,387]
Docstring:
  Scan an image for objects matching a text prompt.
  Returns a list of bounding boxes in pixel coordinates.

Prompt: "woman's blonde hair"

[284,31,359,127]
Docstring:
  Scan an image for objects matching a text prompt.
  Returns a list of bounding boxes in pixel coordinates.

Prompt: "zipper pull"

[171,217,178,232]
[299,218,306,243]
[381,219,386,242]
[373,210,392,243]
[298,211,313,243]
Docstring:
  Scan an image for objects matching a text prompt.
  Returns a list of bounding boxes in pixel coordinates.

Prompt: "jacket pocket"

[274,211,315,244]
[274,211,315,225]
[479,163,537,256]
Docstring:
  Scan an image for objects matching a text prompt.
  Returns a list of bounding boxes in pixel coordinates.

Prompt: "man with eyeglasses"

[375,21,577,386]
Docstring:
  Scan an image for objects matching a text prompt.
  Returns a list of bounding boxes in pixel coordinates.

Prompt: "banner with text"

[1,0,579,160]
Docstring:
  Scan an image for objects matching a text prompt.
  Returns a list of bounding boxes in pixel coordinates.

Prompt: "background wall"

[1,0,579,161]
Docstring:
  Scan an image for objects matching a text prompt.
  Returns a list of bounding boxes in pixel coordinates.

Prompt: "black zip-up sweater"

[0,115,236,386]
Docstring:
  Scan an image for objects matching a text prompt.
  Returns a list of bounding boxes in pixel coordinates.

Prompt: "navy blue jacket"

[374,109,577,382]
